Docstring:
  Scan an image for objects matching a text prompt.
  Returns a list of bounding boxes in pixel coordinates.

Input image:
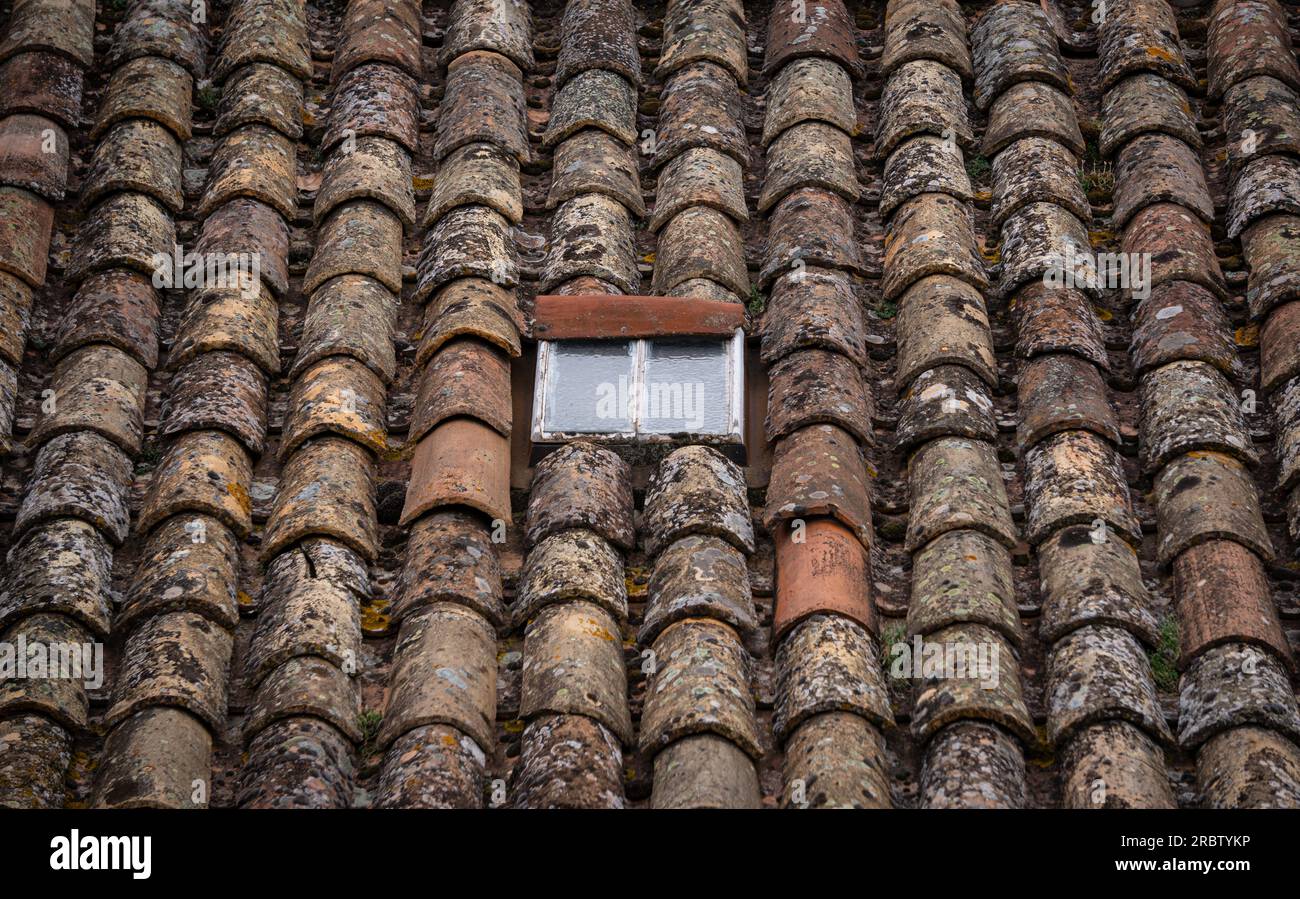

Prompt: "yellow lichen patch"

[440,733,459,747]
[412,175,435,192]
[624,565,648,598]
[1092,304,1113,322]
[1145,46,1177,63]
[641,252,656,264]
[974,189,992,203]
[1235,323,1259,347]
[502,718,525,735]
[237,590,255,607]
[227,480,252,514]
[360,598,391,634]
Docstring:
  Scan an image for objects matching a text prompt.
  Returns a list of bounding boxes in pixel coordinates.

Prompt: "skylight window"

[532,330,744,444]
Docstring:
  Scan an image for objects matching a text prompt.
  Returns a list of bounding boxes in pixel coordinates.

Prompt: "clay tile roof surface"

[1,0,1299,816]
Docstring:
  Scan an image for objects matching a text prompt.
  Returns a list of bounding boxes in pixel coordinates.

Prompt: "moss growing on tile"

[1148,615,1181,692]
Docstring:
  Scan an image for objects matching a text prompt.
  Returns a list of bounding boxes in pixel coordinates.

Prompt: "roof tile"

[15,430,132,545]
[1174,539,1293,672]
[293,274,398,382]
[763,56,855,147]
[643,444,752,555]
[875,59,972,159]
[653,61,748,168]
[1131,280,1238,379]
[908,528,1022,646]
[316,135,416,229]
[520,600,632,744]
[0,114,67,202]
[543,68,637,147]
[0,519,113,639]
[438,0,534,72]
[215,62,305,140]
[0,50,83,130]
[1018,354,1117,452]
[766,347,873,445]
[906,436,1015,552]
[771,517,874,640]
[1097,0,1195,92]
[425,141,522,227]
[110,0,209,79]
[106,611,232,734]
[212,0,310,81]
[760,188,865,289]
[263,435,377,560]
[395,510,506,628]
[0,187,52,287]
[760,121,861,213]
[118,513,240,634]
[1207,0,1300,97]
[658,0,746,85]
[982,79,1084,157]
[159,350,267,456]
[1178,642,1300,749]
[881,135,975,219]
[91,55,192,142]
[401,417,511,525]
[883,191,987,301]
[896,363,997,450]
[919,721,1026,808]
[970,0,1069,109]
[518,528,627,626]
[30,344,146,455]
[432,51,527,162]
[773,614,891,742]
[654,205,749,296]
[639,618,762,760]
[555,0,640,88]
[1037,523,1161,646]
[1153,450,1273,565]
[138,429,255,539]
[641,533,754,646]
[67,191,174,286]
[764,0,862,79]
[246,540,365,689]
[910,624,1035,745]
[378,603,497,752]
[781,712,890,808]
[244,655,362,744]
[542,193,638,293]
[280,356,388,459]
[92,707,210,809]
[1046,624,1173,747]
[323,62,420,155]
[881,0,971,82]
[1099,72,1200,158]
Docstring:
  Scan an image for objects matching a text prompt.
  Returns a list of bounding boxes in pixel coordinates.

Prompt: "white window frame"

[531,328,745,445]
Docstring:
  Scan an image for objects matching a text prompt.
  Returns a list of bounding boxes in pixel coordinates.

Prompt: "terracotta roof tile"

[395,511,506,629]
[555,0,640,88]
[1046,624,1174,747]
[772,614,892,742]
[0,50,84,130]
[881,135,975,219]
[658,0,746,85]
[0,519,113,639]
[378,603,498,752]
[215,62,305,139]
[970,0,1069,109]
[438,0,535,72]
[109,0,209,79]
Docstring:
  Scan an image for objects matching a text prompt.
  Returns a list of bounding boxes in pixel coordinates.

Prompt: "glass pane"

[640,338,731,435]
[541,340,635,434]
